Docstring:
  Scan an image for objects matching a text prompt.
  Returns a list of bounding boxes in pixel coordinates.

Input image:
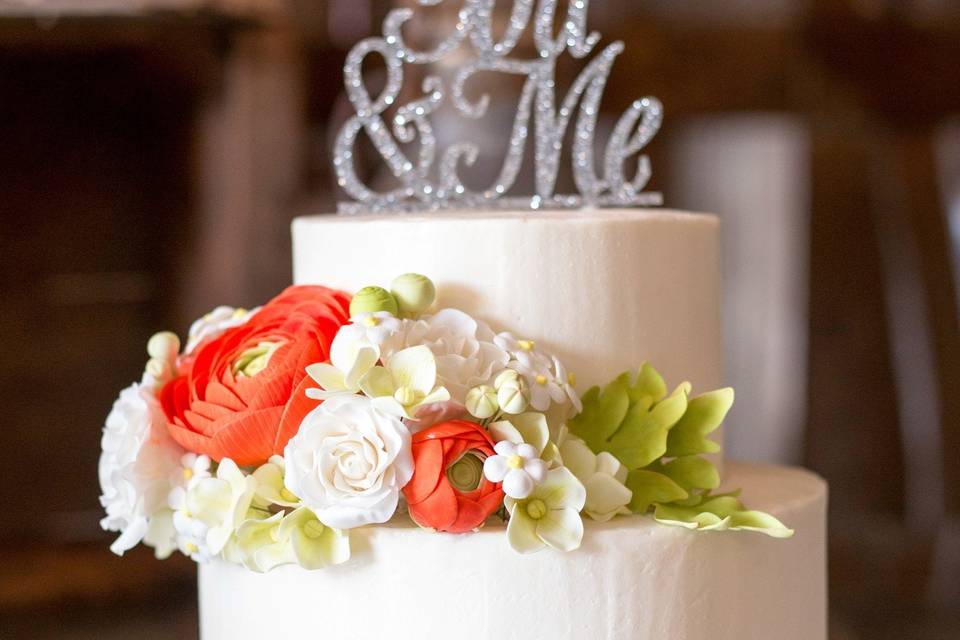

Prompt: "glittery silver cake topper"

[335,0,663,214]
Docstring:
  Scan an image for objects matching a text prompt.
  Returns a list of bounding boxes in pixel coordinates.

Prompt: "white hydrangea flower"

[99,384,185,557]
[234,507,350,573]
[170,458,258,562]
[513,350,566,411]
[305,323,382,399]
[348,311,403,345]
[559,436,632,522]
[551,356,583,414]
[185,305,259,354]
[359,345,450,420]
[283,395,413,530]
[381,309,509,403]
[505,467,587,554]
[483,440,548,499]
[495,333,580,413]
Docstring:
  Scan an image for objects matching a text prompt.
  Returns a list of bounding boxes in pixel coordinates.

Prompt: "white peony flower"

[99,384,185,557]
[483,440,548,500]
[283,395,413,530]
[185,305,259,354]
[559,436,632,522]
[381,309,509,402]
[170,458,258,562]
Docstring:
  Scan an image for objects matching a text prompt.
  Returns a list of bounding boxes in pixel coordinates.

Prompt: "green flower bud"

[465,385,499,419]
[147,331,180,360]
[497,377,529,415]
[350,286,399,317]
[391,273,436,318]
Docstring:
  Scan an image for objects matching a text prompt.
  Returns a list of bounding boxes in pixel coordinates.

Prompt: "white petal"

[583,474,633,522]
[506,509,544,554]
[494,440,517,456]
[503,469,534,499]
[343,345,380,390]
[306,363,346,392]
[516,443,538,460]
[536,508,584,552]
[595,451,626,479]
[387,345,437,394]
[483,455,510,483]
[507,412,549,454]
[525,458,548,484]
[488,420,523,445]
[538,467,587,511]
[558,438,597,481]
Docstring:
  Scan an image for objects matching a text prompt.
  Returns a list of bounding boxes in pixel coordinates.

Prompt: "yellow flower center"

[535,374,548,386]
[518,340,535,352]
[182,468,194,482]
[507,455,525,470]
[233,341,284,378]
[185,542,199,554]
[303,519,326,540]
[363,315,380,327]
[526,499,548,520]
[567,372,576,386]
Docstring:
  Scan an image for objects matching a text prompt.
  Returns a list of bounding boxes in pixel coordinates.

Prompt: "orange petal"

[404,439,445,505]
[205,381,246,411]
[210,406,284,466]
[408,478,458,531]
[166,421,216,458]
[273,376,321,455]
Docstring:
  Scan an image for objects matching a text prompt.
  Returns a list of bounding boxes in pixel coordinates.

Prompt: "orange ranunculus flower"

[160,285,350,466]
[403,420,504,533]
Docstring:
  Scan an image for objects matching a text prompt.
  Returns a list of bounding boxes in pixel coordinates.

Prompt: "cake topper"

[335,0,663,214]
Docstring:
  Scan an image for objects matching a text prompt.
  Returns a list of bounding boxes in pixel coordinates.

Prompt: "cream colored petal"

[583,474,633,522]
[506,509,544,554]
[537,467,587,512]
[536,508,584,552]
[360,366,396,398]
[558,438,597,481]
[387,345,437,393]
[344,345,380,390]
[306,363,347,392]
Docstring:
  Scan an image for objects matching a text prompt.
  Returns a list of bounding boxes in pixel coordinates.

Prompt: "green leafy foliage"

[569,363,793,539]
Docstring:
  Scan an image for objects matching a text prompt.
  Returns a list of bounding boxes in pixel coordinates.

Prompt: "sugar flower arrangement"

[99,275,792,573]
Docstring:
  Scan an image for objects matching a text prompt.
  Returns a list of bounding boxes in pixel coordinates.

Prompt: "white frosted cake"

[96,6,827,638]
[195,210,827,639]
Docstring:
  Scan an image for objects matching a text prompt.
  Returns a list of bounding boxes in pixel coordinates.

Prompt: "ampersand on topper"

[335,0,663,214]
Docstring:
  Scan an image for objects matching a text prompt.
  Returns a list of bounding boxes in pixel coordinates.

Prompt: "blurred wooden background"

[0,1,958,638]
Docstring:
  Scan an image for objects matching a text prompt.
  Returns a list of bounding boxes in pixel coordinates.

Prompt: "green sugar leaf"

[625,469,689,514]
[653,494,794,539]
[664,388,733,458]
[660,456,721,491]
[569,364,689,470]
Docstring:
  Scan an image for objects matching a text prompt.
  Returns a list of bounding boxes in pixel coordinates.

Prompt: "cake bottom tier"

[199,462,827,640]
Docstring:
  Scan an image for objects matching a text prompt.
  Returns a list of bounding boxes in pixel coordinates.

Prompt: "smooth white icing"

[292,209,724,456]
[199,462,827,640]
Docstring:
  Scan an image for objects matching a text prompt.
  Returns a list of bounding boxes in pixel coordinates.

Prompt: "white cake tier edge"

[199,462,827,640]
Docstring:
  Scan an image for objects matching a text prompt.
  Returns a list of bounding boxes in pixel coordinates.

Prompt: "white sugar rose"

[99,384,185,556]
[381,309,509,402]
[283,395,413,530]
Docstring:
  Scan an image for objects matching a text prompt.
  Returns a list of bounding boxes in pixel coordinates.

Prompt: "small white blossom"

[483,440,548,499]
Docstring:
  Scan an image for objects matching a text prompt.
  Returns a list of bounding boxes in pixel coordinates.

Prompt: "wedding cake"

[97,4,827,639]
